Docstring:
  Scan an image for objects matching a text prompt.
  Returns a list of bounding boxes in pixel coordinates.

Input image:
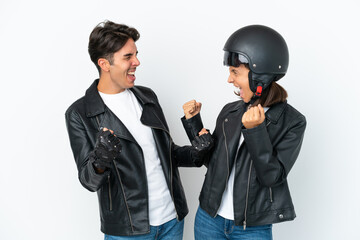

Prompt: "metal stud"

[253,64,257,68]
[279,65,282,69]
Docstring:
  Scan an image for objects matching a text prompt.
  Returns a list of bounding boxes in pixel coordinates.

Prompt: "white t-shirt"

[99,89,176,226]
[217,107,269,220]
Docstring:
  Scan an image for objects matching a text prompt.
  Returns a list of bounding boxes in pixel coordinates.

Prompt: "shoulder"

[280,103,307,130]
[284,103,306,122]
[65,96,86,119]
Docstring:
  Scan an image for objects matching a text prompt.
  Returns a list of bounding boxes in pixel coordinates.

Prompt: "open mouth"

[127,70,136,81]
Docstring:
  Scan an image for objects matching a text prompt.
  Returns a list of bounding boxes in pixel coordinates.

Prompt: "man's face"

[108,38,140,92]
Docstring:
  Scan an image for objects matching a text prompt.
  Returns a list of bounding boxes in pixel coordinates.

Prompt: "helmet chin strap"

[248,71,276,98]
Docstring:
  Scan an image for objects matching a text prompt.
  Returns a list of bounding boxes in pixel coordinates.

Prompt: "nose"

[227,75,233,83]
[132,56,140,66]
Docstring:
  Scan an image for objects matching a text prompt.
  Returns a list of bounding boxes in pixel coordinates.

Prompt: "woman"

[183,25,306,239]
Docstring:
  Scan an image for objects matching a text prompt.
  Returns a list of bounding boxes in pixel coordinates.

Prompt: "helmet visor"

[223,51,249,67]
[224,51,249,67]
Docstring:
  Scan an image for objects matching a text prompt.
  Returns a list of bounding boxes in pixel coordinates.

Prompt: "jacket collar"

[226,99,287,124]
[84,79,106,117]
[228,100,246,113]
[265,101,287,124]
[84,79,155,117]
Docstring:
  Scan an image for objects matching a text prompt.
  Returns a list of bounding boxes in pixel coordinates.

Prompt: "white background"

[1,0,359,239]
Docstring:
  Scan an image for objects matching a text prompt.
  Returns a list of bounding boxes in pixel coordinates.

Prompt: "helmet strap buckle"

[255,84,263,97]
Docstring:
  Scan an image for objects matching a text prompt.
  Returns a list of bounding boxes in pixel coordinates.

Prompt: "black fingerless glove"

[191,133,214,158]
[93,130,122,170]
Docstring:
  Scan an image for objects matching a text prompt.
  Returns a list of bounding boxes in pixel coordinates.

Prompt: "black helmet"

[223,25,289,96]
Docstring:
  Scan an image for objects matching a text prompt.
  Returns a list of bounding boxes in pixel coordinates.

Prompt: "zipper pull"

[243,221,247,230]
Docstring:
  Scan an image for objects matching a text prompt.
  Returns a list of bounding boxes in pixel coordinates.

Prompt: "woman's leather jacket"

[197,100,306,228]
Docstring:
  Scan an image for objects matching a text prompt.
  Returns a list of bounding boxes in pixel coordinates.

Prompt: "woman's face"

[227,64,253,103]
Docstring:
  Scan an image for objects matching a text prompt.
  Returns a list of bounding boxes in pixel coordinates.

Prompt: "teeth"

[128,72,135,75]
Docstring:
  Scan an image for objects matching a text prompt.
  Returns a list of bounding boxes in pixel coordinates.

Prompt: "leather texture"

[197,100,306,227]
[65,79,206,236]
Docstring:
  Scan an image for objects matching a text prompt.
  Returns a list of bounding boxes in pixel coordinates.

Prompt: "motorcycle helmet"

[223,25,289,96]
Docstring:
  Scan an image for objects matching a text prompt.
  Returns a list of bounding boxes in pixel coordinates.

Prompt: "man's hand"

[93,128,122,170]
[242,104,265,129]
[183,100,202,119]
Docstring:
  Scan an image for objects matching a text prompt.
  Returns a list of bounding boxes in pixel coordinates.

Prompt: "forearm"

[243,117,306,187]
[77,153,110,192]
[181,113,204,142]
[242,122,284,187]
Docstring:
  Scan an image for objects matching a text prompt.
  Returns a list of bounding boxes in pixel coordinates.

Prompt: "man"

[65,21,212,239]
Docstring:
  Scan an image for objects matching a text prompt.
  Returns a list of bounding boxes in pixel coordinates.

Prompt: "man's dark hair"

[88,20,140,74]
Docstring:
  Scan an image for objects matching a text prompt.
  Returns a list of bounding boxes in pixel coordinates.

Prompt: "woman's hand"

[242,104,265,129]
[183,100,202,119]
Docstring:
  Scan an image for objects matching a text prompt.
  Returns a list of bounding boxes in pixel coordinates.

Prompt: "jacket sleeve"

[242,115,306,187]
[65,110,109,192]
[181,113,204,142]
[174,113,213,167]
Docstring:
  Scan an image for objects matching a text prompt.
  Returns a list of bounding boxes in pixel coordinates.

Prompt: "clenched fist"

[242,104,265,129]
[183,100,202,119]
[93,128,122,170]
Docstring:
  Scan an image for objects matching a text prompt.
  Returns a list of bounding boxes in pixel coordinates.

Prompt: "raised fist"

[242,104,265,129]
[183,100,202,119]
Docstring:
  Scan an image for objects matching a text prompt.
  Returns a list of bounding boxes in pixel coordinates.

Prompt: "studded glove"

[93,130,122,169]
[191,132,214,157]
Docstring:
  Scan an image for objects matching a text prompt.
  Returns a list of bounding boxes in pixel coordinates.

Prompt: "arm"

[174,100,214,167]
[242,108,306,187]
[65,110,110,192]
[173,131,213,167]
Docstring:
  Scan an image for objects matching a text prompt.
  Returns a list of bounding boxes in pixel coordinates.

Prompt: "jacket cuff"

[242,121,267,135]
[181,113,204,142]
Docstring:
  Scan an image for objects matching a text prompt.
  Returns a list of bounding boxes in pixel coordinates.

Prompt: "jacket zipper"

[113,160,135,232]
[108,175,113,211]
[222,121,230,190]
[243,160,253,230]
[243,120,272,229]
[96,115,134,232]
[266,120,273,203]
[96,116,101,129]
[212,120,230,218]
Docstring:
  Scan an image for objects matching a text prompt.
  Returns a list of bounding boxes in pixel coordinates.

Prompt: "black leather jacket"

[65,80,200,236]
[198,100,306,228]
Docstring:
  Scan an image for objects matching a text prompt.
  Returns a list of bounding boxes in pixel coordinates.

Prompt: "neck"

[97,74,125,94]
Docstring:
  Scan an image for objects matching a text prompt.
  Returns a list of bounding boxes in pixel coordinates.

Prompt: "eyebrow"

[123,51,138,57]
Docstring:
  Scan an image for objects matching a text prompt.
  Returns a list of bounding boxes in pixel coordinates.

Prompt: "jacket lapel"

[223,101,247,168]
[84,80,169,142]
[130,87,169,132]
[100,108,137,143]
